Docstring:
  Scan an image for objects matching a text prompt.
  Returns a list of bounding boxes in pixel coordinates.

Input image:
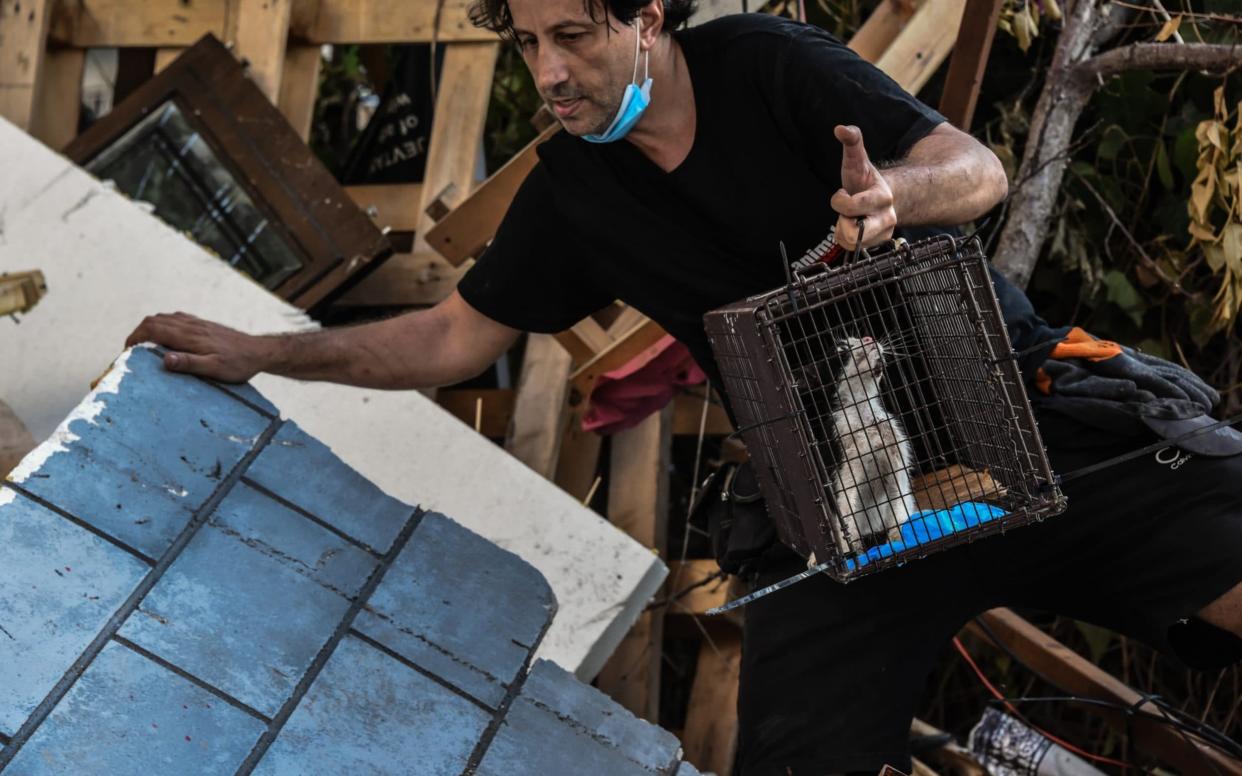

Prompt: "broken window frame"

[64,34,392,313]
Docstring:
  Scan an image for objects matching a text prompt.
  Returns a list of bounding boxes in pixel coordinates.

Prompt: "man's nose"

[533,48,570,94]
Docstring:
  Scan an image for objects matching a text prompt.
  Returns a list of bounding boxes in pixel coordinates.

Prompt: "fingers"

[835,124,874,194]
[834,213,894,251]
[830,187,892,218]
[163,351,214,375]
[124,312,202,351]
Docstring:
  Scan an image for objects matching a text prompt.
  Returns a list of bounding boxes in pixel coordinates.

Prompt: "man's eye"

[558,32,584,43]
[517,37,537,50]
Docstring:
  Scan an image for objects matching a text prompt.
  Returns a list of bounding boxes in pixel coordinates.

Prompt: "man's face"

[509,0,643,136]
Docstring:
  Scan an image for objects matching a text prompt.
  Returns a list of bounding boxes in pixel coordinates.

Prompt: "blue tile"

[118,503,371,716]
[5,641,265,775]
[244,423,409,554]
[474,662,680,776]
[517,660,682,772]
[19,347,269,559]
[213,381,279,418]
[0,490,149,734]
[209,483,378,598]
[353,514,555,709]
[253,635,490,776]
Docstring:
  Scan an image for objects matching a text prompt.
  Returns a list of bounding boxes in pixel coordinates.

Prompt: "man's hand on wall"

[830,124,897,251]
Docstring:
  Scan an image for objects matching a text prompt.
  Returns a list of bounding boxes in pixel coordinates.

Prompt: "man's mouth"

[551,97,583,119]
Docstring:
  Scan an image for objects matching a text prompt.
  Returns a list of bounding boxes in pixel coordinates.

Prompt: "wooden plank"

[47,0,487,46]
[672,393,733,436]
[0,399,36,478]
[554,317,613,367]
[332,250,468,307]
[424,123,560,266]
[848,0,921,63]
[435,388,514,438]
[596,406,672,722]
[226,0,293,103]
[910,719,987,776]
[290,0,492,44]
[0,0,53,131]
[874,0,967,94]
[30,46,85,149]
[681,629,742,776]
[342,41,498,306]
[937,0,1004,130]
[505,334,572,479]
[276,43,321,141]
[0,270,47,316]
[971,609,1242,775]
[665,560,731,616]
[569,318,669,405]
[153,47,182,73]
[345,184,425,232]
[553,405,603,502]
[48,0,229,47]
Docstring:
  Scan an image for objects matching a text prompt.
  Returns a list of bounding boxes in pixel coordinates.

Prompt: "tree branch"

[1077,42,1242,81]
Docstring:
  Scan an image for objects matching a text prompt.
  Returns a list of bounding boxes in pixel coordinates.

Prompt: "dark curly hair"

[469,0,699,41]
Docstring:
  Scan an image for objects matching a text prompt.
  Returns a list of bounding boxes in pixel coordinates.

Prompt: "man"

[129,2,1242,773]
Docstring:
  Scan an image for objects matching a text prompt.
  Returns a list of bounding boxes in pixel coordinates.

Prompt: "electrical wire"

[952,636,1136,770]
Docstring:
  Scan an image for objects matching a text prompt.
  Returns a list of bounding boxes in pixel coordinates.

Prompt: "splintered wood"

[0,271,47,317]
[911,464,1006,513]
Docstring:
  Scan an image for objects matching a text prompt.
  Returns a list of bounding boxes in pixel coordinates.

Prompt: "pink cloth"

[581,335,707,435]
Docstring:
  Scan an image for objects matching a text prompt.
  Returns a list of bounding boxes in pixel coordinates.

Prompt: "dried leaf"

[1155,14,1182,42]
[1043,0,1062,22]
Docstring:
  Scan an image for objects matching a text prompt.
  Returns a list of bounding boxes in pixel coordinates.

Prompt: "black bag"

[688,461,777,577]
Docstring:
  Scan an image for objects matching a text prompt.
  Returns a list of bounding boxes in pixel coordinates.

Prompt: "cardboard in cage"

[704,234,1066,582]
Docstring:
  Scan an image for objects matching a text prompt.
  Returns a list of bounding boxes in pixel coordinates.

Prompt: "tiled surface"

[244,423,408,554]
[0,347,689,774]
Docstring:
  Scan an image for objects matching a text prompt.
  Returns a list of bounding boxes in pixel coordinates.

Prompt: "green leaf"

[1104,269,1147,327]
[1155,142,1175,190]
[1098,125,1128,162]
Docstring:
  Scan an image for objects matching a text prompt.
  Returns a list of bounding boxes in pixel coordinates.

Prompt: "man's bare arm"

[831,122,1009,249]
[124,291,521,390]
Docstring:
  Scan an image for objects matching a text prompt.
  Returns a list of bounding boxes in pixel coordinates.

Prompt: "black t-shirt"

[458,14,1054,390]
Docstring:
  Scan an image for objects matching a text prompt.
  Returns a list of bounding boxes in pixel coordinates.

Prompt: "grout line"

[346,628,495,715]
[238,477,381,558]
[0,416,284,772]
[112,636,271,723]
[202,381,277,421]
[232,508,426,776]
[2,483,158,567]
[459,615,555,775]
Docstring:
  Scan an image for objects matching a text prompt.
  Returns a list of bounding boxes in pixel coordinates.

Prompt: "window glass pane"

[86,101,306,291]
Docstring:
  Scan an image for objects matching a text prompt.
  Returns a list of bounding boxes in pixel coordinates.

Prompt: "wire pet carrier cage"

[704,234,1066,583]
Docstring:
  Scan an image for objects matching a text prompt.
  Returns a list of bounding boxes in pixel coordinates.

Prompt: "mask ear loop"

[631,20,647,85]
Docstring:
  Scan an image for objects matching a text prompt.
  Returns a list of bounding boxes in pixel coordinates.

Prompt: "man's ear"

[637,0,666,45]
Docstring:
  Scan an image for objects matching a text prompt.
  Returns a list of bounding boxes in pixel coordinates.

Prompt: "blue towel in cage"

[844,502,1007,571]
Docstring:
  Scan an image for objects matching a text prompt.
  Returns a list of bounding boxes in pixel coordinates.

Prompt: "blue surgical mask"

[583,22,652,144]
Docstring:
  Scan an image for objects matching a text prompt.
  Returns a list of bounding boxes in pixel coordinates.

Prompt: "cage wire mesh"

[705,234,1065,582]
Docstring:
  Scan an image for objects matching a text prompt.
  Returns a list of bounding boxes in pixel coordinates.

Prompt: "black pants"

[735,409,1242,775]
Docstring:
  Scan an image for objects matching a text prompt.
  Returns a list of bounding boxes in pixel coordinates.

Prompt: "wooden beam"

[553,405,604,503]
[226,0,292,103]
[276,43,321,141]
[681,629,742,776]
[937,0,1004,130]
[874,0,968,94]
[672,393,733,436]
[153,47,182,73]
[554,316,613,367]
[30,46,85,149]
[0,270,47,316]
[505,334,572,479]
[0,0,53,131]
[435,388,514,438]
[424,123,560,266]
[332,250,468,307]
[665,560,731,616]
[848,0,921,63]
[596,406,673,722]
[290,0,495,44]
[345,183,425,232]
[48,0,229,47]
[47,0,489,47]
[970,609,1242,775]
[0,399,36,479]
[342,41,498,306]
[569,318,668,406]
